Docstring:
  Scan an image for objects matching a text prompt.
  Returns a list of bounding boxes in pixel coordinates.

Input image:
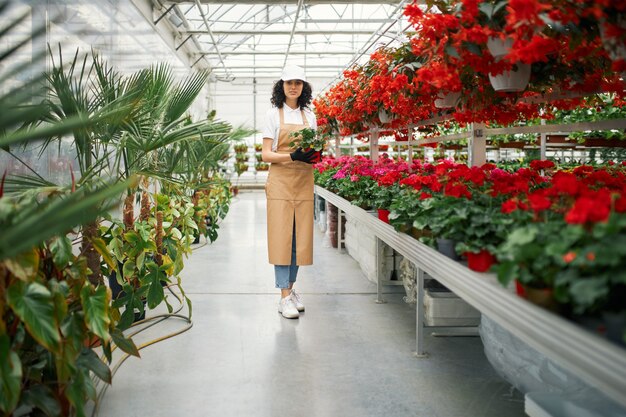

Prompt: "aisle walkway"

[97,191,525,417]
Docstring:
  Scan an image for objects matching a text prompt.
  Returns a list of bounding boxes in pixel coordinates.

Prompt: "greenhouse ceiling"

[151,0,411,83]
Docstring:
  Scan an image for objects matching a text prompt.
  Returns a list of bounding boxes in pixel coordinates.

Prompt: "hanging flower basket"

[487,37,531,92]
[434,91,461,109]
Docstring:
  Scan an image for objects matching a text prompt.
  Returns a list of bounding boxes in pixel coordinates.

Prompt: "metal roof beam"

[184,29,383,35]
[166,1,402,4]
[300,18,395,23]
[213,64,347,69]
[196,50,357,55]
[193,0,231,77]
[284,0,304,67]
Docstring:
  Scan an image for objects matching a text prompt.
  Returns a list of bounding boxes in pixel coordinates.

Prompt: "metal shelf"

[315,185,626,409]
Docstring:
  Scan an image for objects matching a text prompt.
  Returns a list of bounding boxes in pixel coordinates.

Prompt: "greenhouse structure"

[1,1,626,416]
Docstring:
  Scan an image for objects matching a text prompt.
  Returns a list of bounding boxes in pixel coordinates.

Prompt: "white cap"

[281,65,307,82]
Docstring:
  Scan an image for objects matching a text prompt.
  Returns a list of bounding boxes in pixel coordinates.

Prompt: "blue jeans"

[275,225,299,289]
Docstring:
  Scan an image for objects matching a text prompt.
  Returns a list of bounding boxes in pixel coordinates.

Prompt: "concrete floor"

[95,191,525,417]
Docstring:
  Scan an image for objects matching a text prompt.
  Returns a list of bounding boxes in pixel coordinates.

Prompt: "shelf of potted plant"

[314,184,626,411]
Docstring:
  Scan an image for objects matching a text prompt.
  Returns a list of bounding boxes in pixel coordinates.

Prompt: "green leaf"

[569,278,608,313]
[7,281,61,352]
[65,373,87,417]
[4,249,40,281]
[76,348,111,384]
[506,226,537,247]
[111,328,140,357]
[91,236,116,270]
[146,263,165,309]
[496,262,518,287]
[0,334,22,414]
[123,259,136,280]
[80,284,111,341]
[184,216,198,230]
[124,230,140,246]
[20,384,61,417]
[136,251,146,270]
[445,45,460,59]
[171,227,182,240]
[49,236,73,268]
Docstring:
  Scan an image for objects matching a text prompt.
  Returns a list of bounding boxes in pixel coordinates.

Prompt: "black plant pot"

[108,265,147,323]
[436,238,460,261]
[108,264,124,300]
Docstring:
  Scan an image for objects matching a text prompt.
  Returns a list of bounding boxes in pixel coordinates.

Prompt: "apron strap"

[279,107,285,126]
[300,110,309,128]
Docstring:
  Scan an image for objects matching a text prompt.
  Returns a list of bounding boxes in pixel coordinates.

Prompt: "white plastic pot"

[487,36,514,59]
[487,36,531,92]
[489,63,531,92]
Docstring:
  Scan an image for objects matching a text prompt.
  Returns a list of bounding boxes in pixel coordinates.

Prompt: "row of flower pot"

[314,155,626,347]
[233,143,269,174]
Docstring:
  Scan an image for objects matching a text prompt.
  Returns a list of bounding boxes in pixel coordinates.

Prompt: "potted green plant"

[289,127,326,161]
[233,143,248,153]
[256,162,269,171]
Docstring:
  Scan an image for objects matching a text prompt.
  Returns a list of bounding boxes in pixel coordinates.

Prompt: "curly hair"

[270,80,313,109]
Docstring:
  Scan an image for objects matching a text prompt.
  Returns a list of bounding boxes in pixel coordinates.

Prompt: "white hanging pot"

[487,36,530,92]
[489,63,531,92]
[487,37,514,59]
[434,91,461,108]
[378,108,391,124]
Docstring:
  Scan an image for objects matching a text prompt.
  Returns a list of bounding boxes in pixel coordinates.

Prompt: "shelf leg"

[375,237,386,304]
[414,268,428,357]
[337,208,344,254]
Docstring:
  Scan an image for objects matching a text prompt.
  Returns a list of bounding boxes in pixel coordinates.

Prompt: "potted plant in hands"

[289,127,326,162]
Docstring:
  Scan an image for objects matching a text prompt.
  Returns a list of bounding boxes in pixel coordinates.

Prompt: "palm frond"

[0,178,133,260]
[165,70,209,123]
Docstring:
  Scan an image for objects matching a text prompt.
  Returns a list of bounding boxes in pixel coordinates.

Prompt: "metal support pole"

[154,5,176,25]
[414,268,428,357]
[469,123,486,167]
[407,126,413,164]
[370,129,379,163]
[175,35,193,51]
[540,118,547,161]
[337,208,343,254]
[375,237,386,304]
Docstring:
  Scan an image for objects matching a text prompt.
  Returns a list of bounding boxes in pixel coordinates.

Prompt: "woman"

[261,65,318,319]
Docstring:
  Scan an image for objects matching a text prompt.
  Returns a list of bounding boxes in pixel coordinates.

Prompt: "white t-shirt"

[262,105,317,151]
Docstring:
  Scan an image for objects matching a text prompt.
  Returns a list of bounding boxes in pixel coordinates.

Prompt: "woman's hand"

[290,147,317,164]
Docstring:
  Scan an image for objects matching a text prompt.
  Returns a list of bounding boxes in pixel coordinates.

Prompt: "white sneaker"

[290,289,305,312]
[278,296,299,319]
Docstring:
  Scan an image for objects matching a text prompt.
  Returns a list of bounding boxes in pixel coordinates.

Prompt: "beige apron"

[266,107,314,265]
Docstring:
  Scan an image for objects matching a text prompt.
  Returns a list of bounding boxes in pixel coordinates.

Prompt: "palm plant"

[0,4,131,260]
[0,3,139,415]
